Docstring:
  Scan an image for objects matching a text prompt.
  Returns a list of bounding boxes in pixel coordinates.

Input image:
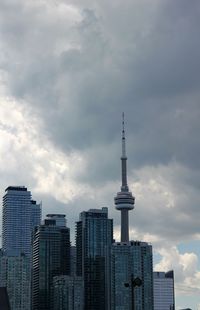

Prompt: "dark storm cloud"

[0,0,200,222]
[1,0,200,185]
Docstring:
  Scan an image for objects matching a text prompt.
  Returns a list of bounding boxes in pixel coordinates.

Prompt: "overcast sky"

[0,0,200,308]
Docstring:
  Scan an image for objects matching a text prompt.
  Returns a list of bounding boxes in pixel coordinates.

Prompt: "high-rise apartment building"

[53,275,83,310]
[111,241,154,310]
[1,186,41,310]
[0,250,30,310]
[32,214,70,310]
[76,207,113,310]
[153,271,175,310]
[2,186,41,256]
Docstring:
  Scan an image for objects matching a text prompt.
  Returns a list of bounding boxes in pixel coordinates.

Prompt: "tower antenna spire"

[121,112,128,192]
[122,112,126,158]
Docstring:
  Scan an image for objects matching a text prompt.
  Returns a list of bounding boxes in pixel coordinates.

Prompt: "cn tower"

[114,113,135,242]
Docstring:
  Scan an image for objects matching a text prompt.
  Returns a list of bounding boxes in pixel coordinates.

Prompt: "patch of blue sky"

[178,240,200,269]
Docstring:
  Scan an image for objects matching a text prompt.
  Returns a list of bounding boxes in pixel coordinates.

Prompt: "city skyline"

[0,0,200,309]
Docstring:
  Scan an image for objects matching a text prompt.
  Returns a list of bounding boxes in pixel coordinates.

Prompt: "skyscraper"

[2,186,41,256]
[76,207,113,310]
[32,214,70,310]
[1,186,41,310]
[111,241,154,310]
[114,113,135,242]
[0,250,30,310]
[153,271,175,310]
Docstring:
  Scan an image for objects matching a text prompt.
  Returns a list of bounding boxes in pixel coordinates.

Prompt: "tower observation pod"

[114,113,135,242]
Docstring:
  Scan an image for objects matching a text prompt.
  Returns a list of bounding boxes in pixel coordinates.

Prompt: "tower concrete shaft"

[121,209,129,242]
[114,113,135,242]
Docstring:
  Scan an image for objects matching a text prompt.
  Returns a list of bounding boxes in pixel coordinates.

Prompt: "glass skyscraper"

[2,186,41,256]
[153,271,175,310]
[32,214,70,310]
[1,186,41,310]
[76,207,113,310]
[111,241,154,310]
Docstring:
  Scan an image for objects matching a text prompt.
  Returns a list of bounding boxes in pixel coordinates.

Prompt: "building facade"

[2,186,41,256]
[31,199,42,231]
[153,271,175,310]
[0,287,11,310]
[0,250,30,310]
[111,241,154,310]
[70,246,77,276]
[53,275,83,310]
[32,215,71,310]
[76,207,113,310]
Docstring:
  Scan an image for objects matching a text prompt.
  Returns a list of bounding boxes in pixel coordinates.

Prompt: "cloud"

[1,0,200,173]
[127,163,200,245]
[0,97,91,208]
[155,245,200,298]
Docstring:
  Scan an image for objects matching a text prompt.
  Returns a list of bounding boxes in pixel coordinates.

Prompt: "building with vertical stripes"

[76,207,113,310]
[153,270,175,310]
[32,214,70,310]
[2,186,41,256]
